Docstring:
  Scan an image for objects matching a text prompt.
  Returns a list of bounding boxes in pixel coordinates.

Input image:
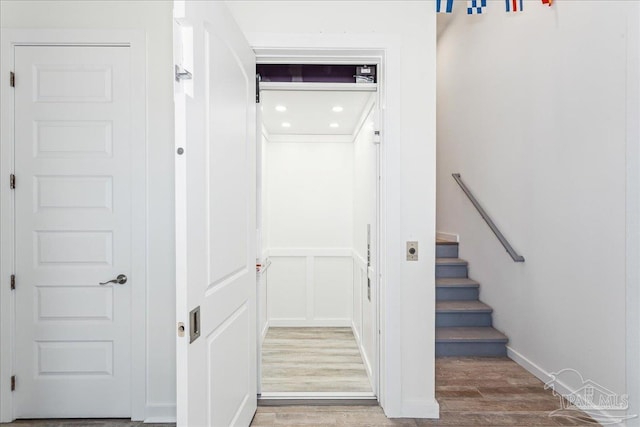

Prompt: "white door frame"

[252,35,403,414]
[0,29,148,422]
[256,80,381,399]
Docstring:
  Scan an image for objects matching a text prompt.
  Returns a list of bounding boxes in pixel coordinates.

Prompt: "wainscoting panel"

[267,249,352,327]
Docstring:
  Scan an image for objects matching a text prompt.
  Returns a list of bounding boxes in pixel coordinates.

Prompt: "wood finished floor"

[261,327,372,393]
[8,357,596,426]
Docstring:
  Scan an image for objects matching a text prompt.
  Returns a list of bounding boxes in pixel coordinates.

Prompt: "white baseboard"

[269,319,352,327]
[351,321,373,386]
[261,320,270,343]
[144,403,176,423]
[507,346,555,388]
[352,321,361,344]
[398,398,440,419]
[436,231,459,243]
[507,346,630,425]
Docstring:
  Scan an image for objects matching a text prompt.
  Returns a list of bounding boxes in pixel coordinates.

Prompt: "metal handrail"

[452,173,525,262]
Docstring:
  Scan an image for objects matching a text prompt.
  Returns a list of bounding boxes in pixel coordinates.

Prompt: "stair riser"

[436,342,507,357]
[436,287,479,301]
[436,245,458,258]
[436,265,468,278]
[436,312,492,327]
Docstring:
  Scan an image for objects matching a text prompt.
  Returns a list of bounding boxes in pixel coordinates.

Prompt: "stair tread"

[436,240,459,245]
[436,327,508,343]
[436,300,493,313]
[436,257,468,265]
[436,278,479,288]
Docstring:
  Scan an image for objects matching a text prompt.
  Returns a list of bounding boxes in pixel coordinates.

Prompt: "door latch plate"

[189,306,200,343]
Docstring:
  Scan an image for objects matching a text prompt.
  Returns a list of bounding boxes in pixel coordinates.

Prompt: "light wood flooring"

[7,357,596,426]
[261,327,372,393]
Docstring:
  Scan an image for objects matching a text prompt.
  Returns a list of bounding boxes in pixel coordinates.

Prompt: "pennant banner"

[505,0,524,12]
[542,0,553,6]
[437,0,454,13]
[467,0,487,14]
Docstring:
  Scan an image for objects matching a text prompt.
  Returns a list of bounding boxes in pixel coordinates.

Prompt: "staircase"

[435,241,508,357]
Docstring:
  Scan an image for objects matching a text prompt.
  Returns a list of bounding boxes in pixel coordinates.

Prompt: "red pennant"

[542,0,553,6]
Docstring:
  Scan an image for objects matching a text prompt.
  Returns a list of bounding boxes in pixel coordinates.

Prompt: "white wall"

[228,1,438,416]
[352,105,378,382]
[0,1,176,421]
[437,0,636,405]
[626,7,640,424]
[264,137,354,326]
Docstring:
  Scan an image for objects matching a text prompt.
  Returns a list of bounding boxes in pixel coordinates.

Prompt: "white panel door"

[13,46,132,418]
[174,1,257,426]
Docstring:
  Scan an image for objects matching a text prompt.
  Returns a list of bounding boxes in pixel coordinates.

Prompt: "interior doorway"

[255,65,380,400]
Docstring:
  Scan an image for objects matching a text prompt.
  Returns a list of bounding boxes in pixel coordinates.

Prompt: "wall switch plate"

[406,241,418,261]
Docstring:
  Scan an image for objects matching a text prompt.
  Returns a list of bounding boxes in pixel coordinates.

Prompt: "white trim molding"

[269,319,352,327]
[266,248,353,327]
[400,399,440,419]
[267,247,353,257]
[143,403,177,424]
[0,29,148,423]
[267,134,352,144]
[352,320,374,388]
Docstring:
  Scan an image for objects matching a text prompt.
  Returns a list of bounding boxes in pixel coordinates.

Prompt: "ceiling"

[261,90,374,136]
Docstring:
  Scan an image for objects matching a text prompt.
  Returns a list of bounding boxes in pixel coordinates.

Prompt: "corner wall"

[437,0,636,403]
[0,1,176,421]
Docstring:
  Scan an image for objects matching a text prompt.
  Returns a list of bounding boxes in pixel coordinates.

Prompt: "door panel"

[175,1,257,426]
[14,46,132,418]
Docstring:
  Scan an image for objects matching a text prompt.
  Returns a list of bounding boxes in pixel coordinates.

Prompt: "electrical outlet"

[406,241,418,261]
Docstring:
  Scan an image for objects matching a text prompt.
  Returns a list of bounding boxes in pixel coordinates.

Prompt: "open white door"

[174,1,257,426]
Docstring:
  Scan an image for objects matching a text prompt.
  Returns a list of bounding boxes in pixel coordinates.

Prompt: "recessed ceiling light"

[281,122,291,128]
[329,123,339,128]
[332,106,344,113]
[275,105,287,112]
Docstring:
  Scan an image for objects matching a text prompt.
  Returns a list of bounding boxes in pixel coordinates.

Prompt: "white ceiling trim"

[267,134,353,143]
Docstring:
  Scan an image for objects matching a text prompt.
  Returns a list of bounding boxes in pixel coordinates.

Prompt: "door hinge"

[10,274,15,291]
[174,65,192,82]
[373,130,381,145]
[9,72,15,88]
[9,174,15,189]
[256,73,261,104]
[10,375,15,391]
